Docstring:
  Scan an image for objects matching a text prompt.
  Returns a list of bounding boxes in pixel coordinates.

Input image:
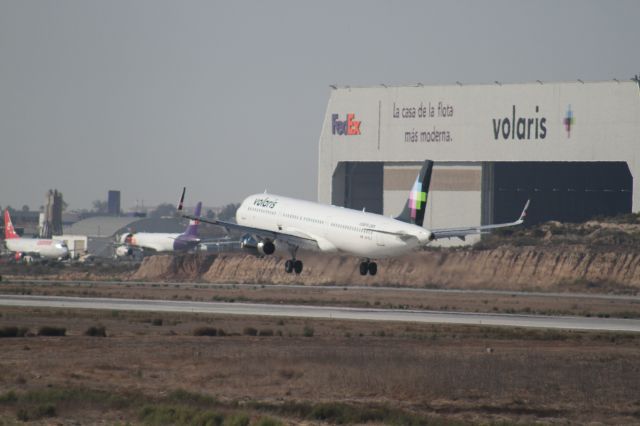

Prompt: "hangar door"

[332,162,383,214]
[482,162,632,225]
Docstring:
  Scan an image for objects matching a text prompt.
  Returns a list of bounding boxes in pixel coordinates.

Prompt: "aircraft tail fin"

[4,209,20,239]
[184,202,202,236]
[394,160,434,227]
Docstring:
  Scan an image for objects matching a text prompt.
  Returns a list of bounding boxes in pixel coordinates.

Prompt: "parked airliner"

[115,202,203,257]
[3,209,69,261]
[180,161,529,275]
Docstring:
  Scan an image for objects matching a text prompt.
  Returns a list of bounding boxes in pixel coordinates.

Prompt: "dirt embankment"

[131,245,640,291]
[130,254,215,281]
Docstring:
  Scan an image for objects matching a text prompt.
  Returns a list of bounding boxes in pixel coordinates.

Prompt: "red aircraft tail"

[4,209,20,239]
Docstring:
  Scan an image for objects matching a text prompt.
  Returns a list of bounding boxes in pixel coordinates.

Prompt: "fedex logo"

[332,113,361,136]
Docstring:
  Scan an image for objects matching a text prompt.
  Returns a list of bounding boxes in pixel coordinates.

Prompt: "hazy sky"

[1,1,638,211]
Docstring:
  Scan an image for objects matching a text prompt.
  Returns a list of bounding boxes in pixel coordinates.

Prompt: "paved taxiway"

[1,294,640,332]
[7,279,640,302]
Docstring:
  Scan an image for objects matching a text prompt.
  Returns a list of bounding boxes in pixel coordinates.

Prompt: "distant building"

[108,190,121,216]
[40,189,63,237]
[52,235,88,259]
[318,80,640,245]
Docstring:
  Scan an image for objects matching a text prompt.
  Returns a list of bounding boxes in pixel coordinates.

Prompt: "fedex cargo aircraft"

[115,202,203,257]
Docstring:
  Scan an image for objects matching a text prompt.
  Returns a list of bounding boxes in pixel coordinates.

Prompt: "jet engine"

[115,245,133,257]
[14,252,35,263]
[120,233,134,245]
[240,234,275,256]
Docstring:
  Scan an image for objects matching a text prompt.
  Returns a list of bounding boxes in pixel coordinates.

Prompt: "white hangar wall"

[318,80,640,244]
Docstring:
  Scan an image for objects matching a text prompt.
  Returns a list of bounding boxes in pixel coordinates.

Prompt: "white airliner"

[115,202,203,257]
[3,209,69,261]
[181,160,529,275]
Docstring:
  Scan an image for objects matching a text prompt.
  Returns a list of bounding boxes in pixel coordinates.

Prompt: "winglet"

[177,187,186,212]
[517,199,531,223]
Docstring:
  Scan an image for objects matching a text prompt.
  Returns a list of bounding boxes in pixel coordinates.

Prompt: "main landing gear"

[284,245,303,274]
[359,259,377,276]
[284,259,303,274]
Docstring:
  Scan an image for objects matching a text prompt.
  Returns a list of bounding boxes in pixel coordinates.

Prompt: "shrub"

[151,318,163,326]
[84,326,106,337]
[302,326,314,337]
[254,417,284,426]
[38,326,66,337]
[167,389,217,406]
[223,412,250,426]
[258,329,274,337]
[278,369,298,380]
[309,403,347,421]
[0,390,18,403]
[16,408,29,421]
[139,404,223,426]
[16,404,57,421]
[193,327,218,336]
[35,403,56,418]
[243,327,257,336]
[0,326,28,338]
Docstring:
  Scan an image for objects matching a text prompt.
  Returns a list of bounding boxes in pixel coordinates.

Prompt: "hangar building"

[318,80,640,244]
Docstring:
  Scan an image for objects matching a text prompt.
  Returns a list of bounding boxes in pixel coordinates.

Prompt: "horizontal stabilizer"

[430,199,530,240]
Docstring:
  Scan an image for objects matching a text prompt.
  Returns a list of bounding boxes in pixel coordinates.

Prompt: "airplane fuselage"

[5,238,69,259]
[236,194,432,259]
[120,233,199,253]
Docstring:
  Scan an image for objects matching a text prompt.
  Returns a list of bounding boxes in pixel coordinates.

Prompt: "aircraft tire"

[359,261,368,276]
[285,259,294,273]
[294,260,303,274]
[368,262,377,276]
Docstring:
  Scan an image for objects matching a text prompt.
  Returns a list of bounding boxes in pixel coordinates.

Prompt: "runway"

[1,294,640,332]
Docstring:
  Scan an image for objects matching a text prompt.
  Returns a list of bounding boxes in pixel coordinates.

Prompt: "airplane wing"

[180,214,320,250]
[362,228,420,243]
[430,200,530,241]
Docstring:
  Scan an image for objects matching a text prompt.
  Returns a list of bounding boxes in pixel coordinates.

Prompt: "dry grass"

[0,306,639,424]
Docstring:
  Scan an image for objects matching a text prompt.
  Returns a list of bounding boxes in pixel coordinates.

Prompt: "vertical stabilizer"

[394,160,434,227]
[4,209,20,239]
[184,202,202,237]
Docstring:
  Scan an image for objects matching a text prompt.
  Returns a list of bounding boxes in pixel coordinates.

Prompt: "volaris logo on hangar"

[492,105,548,140]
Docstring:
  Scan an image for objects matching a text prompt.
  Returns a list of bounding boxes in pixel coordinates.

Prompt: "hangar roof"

[329,78,637,90]
[63,216,138,237]
[64,216,193,237]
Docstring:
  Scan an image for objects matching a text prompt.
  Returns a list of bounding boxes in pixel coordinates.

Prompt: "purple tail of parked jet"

[183,202,202,237]
[172,202,202,251]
